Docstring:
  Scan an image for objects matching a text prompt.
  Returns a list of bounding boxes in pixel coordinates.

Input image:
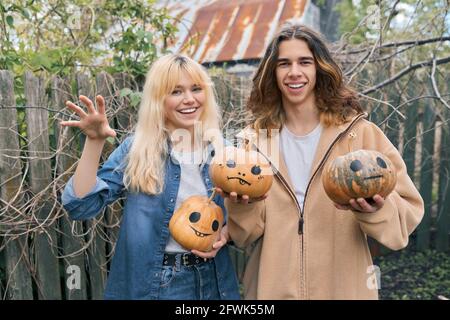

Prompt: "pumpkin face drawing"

[169,195,224,252]
[209,146,273,198]
[322,150,397,205]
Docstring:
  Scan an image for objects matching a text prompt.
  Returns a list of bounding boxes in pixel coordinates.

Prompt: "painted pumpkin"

[169,194,224,252]
[322,149,397,205]
[209,145,273,198]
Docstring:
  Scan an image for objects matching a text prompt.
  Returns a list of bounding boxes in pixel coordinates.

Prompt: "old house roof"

[164,0,316,63]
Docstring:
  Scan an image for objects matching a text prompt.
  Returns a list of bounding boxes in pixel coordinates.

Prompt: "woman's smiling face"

[164,70,205,132]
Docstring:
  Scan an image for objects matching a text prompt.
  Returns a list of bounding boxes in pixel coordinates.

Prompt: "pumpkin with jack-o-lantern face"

[169,194,224,252]
[209,145,273,198]
[322,149,397,205]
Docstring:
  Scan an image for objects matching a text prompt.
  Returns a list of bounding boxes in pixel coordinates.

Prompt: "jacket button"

[175,174,179,179]
[170,198,174,203]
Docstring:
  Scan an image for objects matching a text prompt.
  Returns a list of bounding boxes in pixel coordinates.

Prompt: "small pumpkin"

[322,149,397,205]
[209,145,273,198]
[169,192,224,252]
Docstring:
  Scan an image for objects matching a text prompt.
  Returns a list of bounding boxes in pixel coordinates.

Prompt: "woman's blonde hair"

[124,54,221,194]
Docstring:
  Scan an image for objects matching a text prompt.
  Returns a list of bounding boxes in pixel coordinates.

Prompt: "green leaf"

[31,53,52,70]
[6,15,14,28]
[120,88,133,97]
[21,9,30,20]
[130,92,142,107]
[136,29,146,39]
[145,31,153,43]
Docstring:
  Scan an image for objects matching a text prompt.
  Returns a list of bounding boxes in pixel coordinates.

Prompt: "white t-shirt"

[280,124,323,208]
[165,148,207,253]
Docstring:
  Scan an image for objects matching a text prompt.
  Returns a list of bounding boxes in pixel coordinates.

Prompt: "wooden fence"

[0,70,449,299]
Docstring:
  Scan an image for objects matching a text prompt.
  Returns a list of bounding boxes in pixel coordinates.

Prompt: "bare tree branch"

[430,57,450,110]
[345,36,450,55]
[362,56,450,95]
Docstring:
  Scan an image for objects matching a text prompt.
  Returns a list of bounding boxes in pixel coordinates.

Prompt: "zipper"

[301,113,366,217]
[271,167,304,232]
[250,144,304,228]
[298,216,304,234]
[250,145,306,299]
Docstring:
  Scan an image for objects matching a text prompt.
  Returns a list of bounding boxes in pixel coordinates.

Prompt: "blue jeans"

[158,257,221,300]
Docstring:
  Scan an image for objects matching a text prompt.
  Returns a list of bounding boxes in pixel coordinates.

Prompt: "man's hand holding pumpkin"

[334,194,385,213]
[215,187,268,205]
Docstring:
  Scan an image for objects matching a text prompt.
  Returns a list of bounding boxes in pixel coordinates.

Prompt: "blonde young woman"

[61,54,240,300]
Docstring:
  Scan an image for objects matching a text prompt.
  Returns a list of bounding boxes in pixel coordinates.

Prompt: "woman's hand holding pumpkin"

[61,95,116,140]
[191,225,230,259]
[215,187,268,205]
[334,194,385,213]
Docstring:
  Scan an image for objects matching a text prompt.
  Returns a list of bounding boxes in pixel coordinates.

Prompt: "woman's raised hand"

[61,95,116,140]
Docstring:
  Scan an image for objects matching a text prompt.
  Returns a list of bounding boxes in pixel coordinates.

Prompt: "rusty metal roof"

[164,0,311,63]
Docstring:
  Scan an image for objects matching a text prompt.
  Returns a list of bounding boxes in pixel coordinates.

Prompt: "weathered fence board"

[113,73,134,135]
[24,72,62,299]
[403,100,418,182]
[436,107,450,250]
[0,70,33,299]
[417,104,436,251]
[52,76,78,176]
[0,246,4,297]
[385,90,401,149]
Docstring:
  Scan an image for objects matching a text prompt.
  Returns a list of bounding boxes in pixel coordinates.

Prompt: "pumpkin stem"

[208,188,217,203]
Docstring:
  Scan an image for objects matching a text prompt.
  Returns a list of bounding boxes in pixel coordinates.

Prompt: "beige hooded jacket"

[226,113,424,300]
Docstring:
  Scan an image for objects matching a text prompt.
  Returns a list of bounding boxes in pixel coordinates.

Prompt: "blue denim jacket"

[61,137,240,300]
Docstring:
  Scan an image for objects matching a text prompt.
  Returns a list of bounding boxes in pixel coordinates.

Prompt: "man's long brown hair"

[247,23,363,131]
